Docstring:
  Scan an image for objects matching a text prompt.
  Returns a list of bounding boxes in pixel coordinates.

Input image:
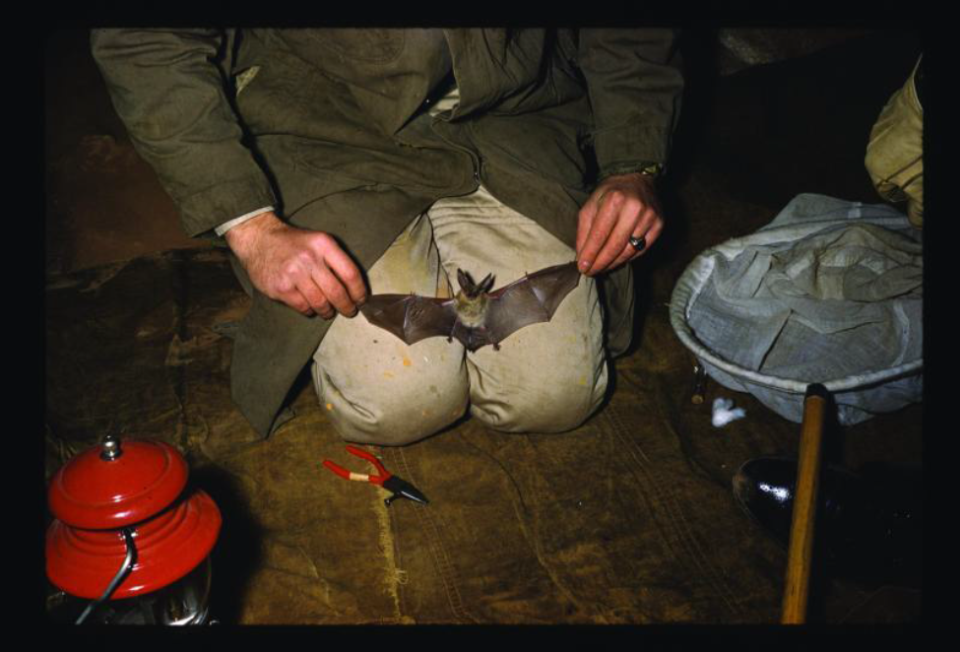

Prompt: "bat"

[359,262,581,352]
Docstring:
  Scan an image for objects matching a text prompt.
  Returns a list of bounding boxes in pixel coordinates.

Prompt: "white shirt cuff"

[214,206,275,236]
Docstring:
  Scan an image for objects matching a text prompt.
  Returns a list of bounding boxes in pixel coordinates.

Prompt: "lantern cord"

[75,527,137,625]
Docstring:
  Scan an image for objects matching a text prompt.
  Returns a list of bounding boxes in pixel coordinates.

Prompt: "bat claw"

[493,343,501,351]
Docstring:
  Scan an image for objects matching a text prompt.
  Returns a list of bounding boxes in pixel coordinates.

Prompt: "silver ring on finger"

[628,235,647,252]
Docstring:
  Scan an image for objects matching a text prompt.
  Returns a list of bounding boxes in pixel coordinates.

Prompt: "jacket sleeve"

[578,29,684,180]
[90,29,277,239]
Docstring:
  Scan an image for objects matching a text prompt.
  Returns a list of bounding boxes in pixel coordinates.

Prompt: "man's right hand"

[225,211,367,319]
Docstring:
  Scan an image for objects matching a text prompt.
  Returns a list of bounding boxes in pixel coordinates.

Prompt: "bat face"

[360,262,581,351]
[453,291,489,328]
[453,270,496,328]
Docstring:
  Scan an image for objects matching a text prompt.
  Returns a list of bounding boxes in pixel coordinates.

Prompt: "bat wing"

[360,294,459,346]
[484,262,581,347]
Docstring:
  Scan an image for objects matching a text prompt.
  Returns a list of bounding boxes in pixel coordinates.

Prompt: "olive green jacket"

[91,28,683,437]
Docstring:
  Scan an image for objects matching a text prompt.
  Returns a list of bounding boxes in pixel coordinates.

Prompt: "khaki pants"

[313,185,609,445]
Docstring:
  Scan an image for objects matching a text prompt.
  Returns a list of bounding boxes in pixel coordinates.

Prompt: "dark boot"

[732,457,922,587]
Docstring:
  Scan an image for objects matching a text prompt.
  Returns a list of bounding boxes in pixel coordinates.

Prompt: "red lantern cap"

[48,436,188,529]
[46,436,221,599]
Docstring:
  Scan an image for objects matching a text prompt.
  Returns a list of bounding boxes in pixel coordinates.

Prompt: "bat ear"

[478,273,495,294]
[457,269,477,295]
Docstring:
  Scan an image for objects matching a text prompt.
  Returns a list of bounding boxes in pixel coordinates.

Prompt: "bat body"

[359,262,581,352]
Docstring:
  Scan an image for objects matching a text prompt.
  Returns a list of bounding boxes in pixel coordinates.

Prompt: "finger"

[295,275,334,318]
[280,254,332,316]
[311,265,355,317]
[323,245,367,306]
[642,216,664,250]
[287,290,317,317]
[576,196,600,257]
[611,214,665,269]
[578,191,623,274]
[270,274,315,316]
[299,293,329,318]
[589,200,640,274]
[610,242,639,271]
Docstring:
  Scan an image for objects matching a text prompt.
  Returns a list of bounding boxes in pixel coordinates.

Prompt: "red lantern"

[45,435,221,624]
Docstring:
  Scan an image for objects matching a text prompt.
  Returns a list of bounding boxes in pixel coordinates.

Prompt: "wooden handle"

[781,384,829,624]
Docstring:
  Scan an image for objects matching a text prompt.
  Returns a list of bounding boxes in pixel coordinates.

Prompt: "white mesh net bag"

[669,194,923,425]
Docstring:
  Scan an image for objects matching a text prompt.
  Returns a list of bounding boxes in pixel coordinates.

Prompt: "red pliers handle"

[322,446,430,507]
[322,445,391,486]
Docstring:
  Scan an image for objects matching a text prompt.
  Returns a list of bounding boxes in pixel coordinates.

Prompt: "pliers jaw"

[383,476,430,506]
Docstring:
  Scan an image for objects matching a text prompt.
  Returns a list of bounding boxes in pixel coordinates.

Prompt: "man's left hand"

[576,172,664,276]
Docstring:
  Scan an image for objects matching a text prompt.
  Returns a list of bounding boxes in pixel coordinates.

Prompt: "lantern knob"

[100,434,122,461]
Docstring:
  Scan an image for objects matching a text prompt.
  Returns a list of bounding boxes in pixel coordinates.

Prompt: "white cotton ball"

[712,397,746,427]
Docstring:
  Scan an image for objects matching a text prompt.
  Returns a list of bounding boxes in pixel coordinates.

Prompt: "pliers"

[322,445,430,507]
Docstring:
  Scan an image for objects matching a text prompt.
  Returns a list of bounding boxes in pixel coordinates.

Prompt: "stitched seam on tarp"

[609,406,737,615]
[371,472,405,623]
[391,446,474,623]
[603,404,742,618]
[648,386,744,615]
[459,433,597,622]
[605,407,712,606]
[459,433,531,518]
[592,408,689,620]
[386,504,415,624]
[607,405,742,617]
[168,253,190,454]
[520,435,606,623]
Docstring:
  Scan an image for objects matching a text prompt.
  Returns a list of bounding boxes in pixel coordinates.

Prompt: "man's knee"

[316,361,470,446]
[333,395,469,446]
[470,361,608,434]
